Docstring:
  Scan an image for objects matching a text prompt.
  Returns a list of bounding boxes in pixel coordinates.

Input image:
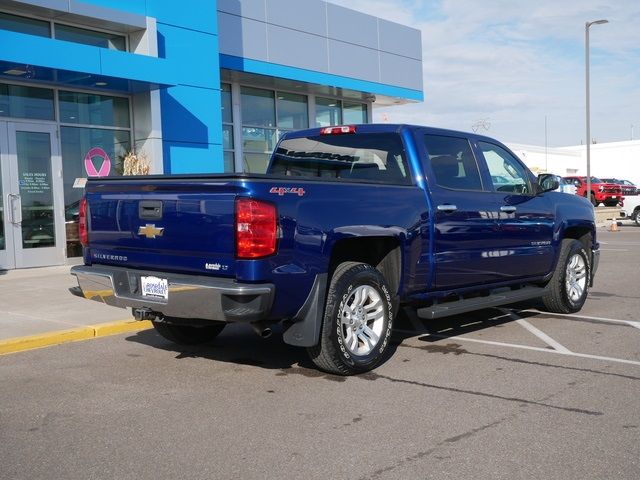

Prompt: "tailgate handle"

[139,200,163,220]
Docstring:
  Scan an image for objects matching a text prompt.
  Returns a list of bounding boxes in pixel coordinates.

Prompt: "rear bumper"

[70,265,274,322]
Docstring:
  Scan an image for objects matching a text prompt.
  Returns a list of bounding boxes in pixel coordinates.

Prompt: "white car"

[620,196,640,226]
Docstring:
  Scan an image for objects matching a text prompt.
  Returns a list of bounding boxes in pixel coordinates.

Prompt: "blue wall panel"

[162,141,224,174]
[160,85,222,146]
[74,0,224,174]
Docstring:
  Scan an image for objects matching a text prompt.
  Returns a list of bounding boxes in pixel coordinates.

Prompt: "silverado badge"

[138,224,164,238]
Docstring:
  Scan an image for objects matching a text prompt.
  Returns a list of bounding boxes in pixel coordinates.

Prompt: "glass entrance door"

[0,122,64,269]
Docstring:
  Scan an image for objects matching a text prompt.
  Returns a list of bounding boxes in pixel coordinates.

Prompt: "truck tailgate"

[85,178,244,277]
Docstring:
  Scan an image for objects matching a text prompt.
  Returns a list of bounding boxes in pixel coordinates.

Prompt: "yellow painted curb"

[0,320,153,355]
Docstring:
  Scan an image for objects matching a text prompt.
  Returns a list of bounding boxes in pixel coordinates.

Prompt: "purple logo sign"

[84,147,111,177]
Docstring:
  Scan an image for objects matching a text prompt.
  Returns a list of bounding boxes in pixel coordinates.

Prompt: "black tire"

[541,239,590,314]
[306,262,394,375]
[603,200,618,207]
[634,208,640,226]
[152,319,226,345]
[584,192,597,207]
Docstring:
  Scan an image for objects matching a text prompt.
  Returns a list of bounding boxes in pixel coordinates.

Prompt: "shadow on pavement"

[125,322,401,380]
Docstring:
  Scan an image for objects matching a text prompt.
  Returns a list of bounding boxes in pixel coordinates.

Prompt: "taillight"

[79,197,89,247]
[320,125,356,135]
[235,198,277,259]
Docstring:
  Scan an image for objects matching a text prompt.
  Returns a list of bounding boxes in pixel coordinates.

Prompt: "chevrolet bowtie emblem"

[138,224,164,238]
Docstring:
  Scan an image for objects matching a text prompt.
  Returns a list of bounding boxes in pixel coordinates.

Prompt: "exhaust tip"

[250,322,272,339]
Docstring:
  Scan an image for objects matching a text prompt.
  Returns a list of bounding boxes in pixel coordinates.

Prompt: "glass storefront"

[16,131,56,249]
[239,86,313,173]
[221,83,234,172]
[0,84,55,120]
[0,82,131,260]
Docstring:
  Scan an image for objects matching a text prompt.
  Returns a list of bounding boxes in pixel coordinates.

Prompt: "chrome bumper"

[70,265,274,322]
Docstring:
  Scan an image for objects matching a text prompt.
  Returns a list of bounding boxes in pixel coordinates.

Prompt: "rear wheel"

[307,262,394,375]
[584,192,597,207]
[541,239,590,314]
[634,208,640,226]
[152,318,226,345]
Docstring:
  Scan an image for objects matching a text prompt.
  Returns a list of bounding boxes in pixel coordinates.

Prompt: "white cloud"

[326,0,640,146]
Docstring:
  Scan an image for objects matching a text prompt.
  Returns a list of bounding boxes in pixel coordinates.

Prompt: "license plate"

[141,276,168,299]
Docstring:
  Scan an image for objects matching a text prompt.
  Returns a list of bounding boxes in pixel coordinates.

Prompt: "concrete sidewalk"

[0,262,134,342]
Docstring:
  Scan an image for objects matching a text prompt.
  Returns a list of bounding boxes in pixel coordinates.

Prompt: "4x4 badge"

[138,224,164,238]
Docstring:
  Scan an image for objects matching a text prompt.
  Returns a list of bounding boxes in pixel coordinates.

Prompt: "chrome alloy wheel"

[565,253,587,303]
[340,285,385,356]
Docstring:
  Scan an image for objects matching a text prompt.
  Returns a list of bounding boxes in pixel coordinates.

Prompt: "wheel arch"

[328,235,402,299]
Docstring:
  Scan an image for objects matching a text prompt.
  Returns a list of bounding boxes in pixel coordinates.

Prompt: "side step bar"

[417,286,547,320]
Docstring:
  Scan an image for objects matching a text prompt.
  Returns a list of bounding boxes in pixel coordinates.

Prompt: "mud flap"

[282,274,327,347]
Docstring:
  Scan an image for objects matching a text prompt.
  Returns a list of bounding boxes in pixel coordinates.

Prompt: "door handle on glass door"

[8,194,22,225]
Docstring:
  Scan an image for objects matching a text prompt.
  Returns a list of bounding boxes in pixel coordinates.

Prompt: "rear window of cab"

[269,133,412,185]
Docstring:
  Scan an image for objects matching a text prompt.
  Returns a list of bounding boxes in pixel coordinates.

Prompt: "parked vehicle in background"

[546,175,577,195]
[620,196,640,226]
[70,124,600,375]
[564,176,623,207]
[601,178,638,197]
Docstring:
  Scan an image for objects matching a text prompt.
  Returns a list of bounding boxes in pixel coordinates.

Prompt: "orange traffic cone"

[608,219,619,232]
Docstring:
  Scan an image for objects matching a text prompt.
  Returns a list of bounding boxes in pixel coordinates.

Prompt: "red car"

[563,176,624,207]
[600,178,638,196]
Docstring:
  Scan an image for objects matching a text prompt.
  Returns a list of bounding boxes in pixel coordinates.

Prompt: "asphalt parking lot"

[1,226,640,480]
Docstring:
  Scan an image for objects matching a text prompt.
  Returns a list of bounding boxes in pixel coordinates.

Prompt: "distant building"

[508,141,640,186]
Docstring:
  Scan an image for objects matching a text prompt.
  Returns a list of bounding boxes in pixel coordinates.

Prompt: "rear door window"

[422,134,484,191]
[270,133,411,185]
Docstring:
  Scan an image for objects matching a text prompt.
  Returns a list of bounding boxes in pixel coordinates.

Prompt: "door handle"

[500,205,517,213]
[7,194,22,225]
[437,204,458,213]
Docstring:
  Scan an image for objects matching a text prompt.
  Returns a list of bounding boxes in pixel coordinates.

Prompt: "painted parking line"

[395,307,640,368]
[394,328,640,367]
[518,310,640,328]
[497,308,572,353]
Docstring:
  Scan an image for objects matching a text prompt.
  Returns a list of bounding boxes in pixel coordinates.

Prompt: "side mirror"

[537,173,559,193]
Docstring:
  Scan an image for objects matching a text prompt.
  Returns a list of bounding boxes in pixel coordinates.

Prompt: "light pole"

[585,19,608,207]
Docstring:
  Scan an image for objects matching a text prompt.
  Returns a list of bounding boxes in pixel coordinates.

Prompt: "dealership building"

[0,0,423,269]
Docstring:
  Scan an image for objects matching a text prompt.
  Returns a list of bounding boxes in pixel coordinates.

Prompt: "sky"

[327,0,640,147]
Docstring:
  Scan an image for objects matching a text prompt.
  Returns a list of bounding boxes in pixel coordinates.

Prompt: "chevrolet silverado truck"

[564,176,624,207]
[70,124,600,375]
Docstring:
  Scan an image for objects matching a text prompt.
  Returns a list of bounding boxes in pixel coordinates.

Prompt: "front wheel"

[307,262,394,375]
[541,239,590,314]
[152,318,226,345]
[634,208,640,226]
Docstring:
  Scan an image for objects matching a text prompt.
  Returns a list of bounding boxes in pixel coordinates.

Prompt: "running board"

[417,286,547,320]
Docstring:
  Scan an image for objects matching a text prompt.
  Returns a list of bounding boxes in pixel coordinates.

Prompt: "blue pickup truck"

[71,124,599,375]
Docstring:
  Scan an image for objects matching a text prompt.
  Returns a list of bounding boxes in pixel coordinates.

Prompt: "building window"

[241,86,276,173]
[343,101,368,124]
[58,91,130,127]
[54,24,126,51]
[316,97,342,127]
[59,92,131,257]
[0,11,126,51]
[221,83,234,172]
[0,83,55,120]
[277,92,308,131]
[0,11,50,37]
